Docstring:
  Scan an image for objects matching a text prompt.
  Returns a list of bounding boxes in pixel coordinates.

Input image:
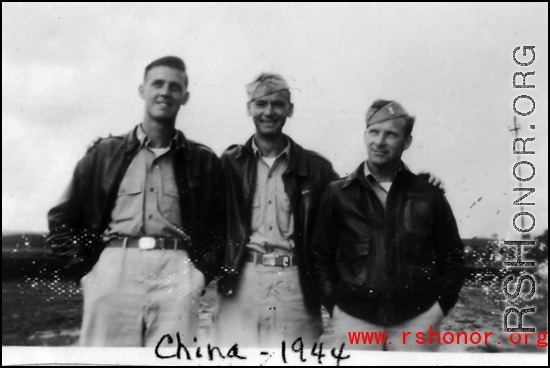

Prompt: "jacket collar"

[342,160,411,188]
[124,125,191,161]
[251,136,291,161]
[238,134,308,177]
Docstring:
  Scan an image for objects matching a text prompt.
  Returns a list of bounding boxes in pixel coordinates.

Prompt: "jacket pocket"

[337,239,371,289]
[404,194,434,236]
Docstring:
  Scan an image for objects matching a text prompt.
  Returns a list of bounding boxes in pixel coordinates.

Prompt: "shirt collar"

[137,124,181,149]
[251,137,291,161]
[364,160,409,182]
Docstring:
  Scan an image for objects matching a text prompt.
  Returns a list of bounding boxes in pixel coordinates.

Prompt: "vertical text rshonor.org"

[503,45,538,333]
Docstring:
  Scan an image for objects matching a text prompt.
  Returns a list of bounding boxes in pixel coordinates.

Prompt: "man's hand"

[420,171,445,192]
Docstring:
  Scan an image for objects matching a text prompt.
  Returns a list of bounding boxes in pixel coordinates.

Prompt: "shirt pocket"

[113,178,142,222]
[250,191,262,231]
[160,181,181,219]
[252,192,261,208]
[276,193,293,234]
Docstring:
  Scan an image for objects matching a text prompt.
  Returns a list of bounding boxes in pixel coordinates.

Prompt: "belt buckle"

[263,254,276,267]
[281,256,290,267]
[138,237,156,250]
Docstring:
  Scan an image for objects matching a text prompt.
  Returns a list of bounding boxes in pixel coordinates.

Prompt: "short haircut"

[368,99,415,136]
[144,56,188,86]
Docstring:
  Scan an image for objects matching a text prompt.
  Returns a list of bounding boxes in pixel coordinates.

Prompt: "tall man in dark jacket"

[213,73,338,347]
[48,56,225,347]
[312,99,465,352]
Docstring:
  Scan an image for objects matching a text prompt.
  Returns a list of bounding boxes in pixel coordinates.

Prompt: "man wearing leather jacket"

[212,73,338,347]
[47,56,225,346]
[312,99,465,352]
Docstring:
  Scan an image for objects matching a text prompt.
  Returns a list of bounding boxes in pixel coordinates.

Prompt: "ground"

[2,267,548,354]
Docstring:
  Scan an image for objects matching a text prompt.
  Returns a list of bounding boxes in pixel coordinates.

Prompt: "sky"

[2,3,548,239]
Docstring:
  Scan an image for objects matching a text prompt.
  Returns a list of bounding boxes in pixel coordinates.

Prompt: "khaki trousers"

[212,262,322,348]
[79,248,204,347]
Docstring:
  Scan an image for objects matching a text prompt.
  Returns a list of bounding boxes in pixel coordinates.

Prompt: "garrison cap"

[246,73,290,102]
[366,100,409,127]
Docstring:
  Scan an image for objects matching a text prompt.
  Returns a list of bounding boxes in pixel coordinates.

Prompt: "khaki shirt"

[104,125,189,241]
[364,161,406,208]
[247,138,294,255]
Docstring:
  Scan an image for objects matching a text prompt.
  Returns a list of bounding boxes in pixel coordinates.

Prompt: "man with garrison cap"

[312,99,465,351]
[212,73,338,347]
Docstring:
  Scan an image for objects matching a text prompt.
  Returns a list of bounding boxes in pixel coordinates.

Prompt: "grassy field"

[3,269,547,353]
[2,232,548,352]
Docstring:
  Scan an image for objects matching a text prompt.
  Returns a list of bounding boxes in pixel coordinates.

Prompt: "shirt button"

[268,200,272,204]
[269,226,273,230]
[150,188,155,192]
[148,215,153,219]
[268,174,272,179]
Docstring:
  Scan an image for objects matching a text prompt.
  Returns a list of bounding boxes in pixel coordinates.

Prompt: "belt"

[106,237,189,251]
[245,252,298,267]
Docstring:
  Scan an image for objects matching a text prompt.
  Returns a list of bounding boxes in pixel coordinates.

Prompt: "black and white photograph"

[2,3,548,365]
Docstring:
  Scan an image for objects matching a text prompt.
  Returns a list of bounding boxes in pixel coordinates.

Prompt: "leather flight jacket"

[217,135,338,315]
[312,162,465,326]
[47,126,226,284]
